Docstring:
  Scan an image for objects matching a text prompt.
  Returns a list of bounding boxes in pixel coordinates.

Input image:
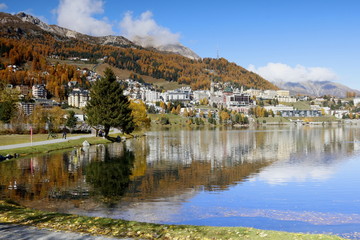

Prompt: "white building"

[160,87,192,102]
[331,110,350,119]
[144,90,161,102]
[264,105,294,114]
[193,90,210,103]
[245,89,262,98]
[225,93,252,108]
[354,98,360,106]
[68,88,90,108]
[277,96,297,103]
[276,90,290,97]
[32,84,47,99]
[261,90,277,99]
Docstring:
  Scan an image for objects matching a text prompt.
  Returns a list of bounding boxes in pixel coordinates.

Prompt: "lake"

[1,126,360,239]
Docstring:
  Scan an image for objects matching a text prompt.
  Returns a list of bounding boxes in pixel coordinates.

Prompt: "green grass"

[288,116,339,122]
[0,133,86,146]
[0,137,111,156]
[280,101,312,110]
[256,116,291,123]
[0,200,346,240]
[149,113,187,125]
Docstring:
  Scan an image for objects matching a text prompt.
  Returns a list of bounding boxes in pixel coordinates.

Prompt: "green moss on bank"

[0,201,346,240]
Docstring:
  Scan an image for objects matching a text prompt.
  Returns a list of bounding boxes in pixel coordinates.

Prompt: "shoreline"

[0,126,356,239]
[0,200,346,240]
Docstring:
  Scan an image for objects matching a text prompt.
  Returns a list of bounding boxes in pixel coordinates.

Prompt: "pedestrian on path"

[62,127,67,139]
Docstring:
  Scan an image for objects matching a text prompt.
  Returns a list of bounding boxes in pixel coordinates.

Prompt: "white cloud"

[248,63,338,83]
[256,164,335,185]
[55,0,113,36]
[0,3,7,10]
[119,11,181,48]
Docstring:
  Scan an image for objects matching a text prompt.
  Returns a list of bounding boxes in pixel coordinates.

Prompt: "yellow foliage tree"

[160,101,166,110]
[129,100,151,129]
[30,106,65,133]
[199,98,209,105]
[220,111,230,123]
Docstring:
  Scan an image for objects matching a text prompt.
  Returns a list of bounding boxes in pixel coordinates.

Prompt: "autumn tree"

[85,68,135,137]
[219,111,230,124]
[0,85,20,123]
[129,100,151,129]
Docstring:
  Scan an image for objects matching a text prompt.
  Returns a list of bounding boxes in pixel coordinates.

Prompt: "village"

[4,64,360,128]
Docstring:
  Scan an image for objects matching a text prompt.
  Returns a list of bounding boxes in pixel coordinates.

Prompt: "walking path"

[0,223,130,240]
[0,134,95,151]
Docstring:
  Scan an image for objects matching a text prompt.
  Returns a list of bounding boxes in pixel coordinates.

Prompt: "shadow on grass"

[0,200,68,225]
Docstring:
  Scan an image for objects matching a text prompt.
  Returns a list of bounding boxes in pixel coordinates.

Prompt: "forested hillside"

[0,11,278,92]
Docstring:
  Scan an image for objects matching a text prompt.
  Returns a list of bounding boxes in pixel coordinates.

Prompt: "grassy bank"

[0,133,86,146]
[0,137,112,156]
[0,200,345,240]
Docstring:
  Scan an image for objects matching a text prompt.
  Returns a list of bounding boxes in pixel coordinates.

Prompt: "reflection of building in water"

[144,127,360,169]
[67,143,127,172]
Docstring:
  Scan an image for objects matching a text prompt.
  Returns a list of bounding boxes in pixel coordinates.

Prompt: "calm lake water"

[1,126,360,239]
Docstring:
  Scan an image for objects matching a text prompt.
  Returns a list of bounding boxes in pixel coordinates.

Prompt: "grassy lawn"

[0,136,111,156]
[288,116,339,122]
[149,113,187,125]
[0,133,88,146]
[280,101,312,110]
[0,200,346,240]
[256,116,291,123]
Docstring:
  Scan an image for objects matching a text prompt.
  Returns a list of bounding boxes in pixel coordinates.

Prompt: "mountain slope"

[0,11,277,91]
[13,12,199,59]
[274,80,360,98]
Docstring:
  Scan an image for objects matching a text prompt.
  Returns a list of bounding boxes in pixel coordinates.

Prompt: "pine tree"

[66,110,78,132]
[85,68,134,137]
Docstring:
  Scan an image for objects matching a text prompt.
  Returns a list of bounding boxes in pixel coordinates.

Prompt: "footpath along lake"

[1,126,360,239]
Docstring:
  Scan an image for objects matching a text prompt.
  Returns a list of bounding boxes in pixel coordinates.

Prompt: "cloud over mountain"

[119,11,181,48]
[55,0,113,36]
[247,63,338,83]
[0,3,7,10]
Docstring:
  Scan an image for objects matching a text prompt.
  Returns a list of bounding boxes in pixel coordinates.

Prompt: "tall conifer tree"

[85,68,134,137]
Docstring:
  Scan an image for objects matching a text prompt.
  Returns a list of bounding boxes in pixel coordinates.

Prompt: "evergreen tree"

[66,110,78,132]
[85,68,134,137]
[0,102,14,123]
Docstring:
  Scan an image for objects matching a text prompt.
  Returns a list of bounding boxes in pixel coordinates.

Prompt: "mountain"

[131,35,200,60]
[0,11,277,91]
[12,12,137,48]
[274,80,360,98]
[6,12,199,60]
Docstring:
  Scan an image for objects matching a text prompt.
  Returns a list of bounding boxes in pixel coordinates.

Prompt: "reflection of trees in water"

[0,144,135,204]
[86,147,134,198]
[2,127,360,210]
[0,153,81,202]
[124,141,272,200]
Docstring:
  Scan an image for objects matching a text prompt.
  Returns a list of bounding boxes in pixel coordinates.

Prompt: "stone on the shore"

[82,140,90,147]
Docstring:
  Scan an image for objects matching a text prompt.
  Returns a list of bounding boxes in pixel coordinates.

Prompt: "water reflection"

[86,148,134,198]
[0,143,134,203]
[1,126,360,238]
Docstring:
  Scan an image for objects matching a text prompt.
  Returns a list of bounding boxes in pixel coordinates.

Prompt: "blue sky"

[2,0,360,90]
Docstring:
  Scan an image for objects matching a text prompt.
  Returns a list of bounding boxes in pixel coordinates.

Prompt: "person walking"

[62,127,67,139]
